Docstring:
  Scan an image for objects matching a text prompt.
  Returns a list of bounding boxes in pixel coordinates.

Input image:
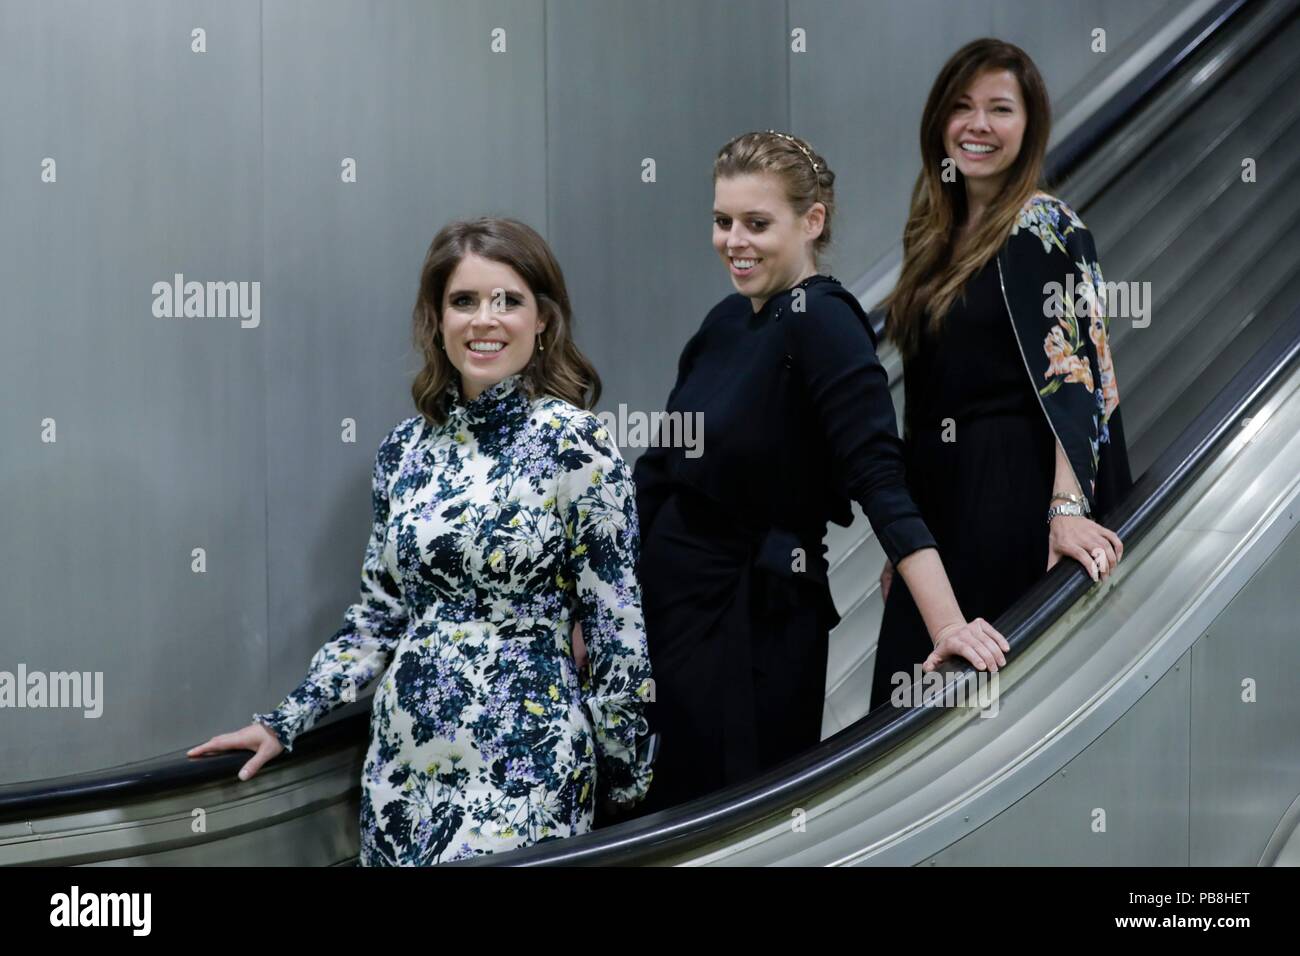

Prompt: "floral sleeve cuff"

[584,689,654,805]
[251,708,301,753]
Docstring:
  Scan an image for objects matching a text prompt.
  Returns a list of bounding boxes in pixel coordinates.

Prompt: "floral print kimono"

[997,191,1133,518]
[253,373,654,865]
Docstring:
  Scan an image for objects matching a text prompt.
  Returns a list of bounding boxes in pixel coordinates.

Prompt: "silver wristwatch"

[1047,501,1088,524]
[1050,490,1090,510]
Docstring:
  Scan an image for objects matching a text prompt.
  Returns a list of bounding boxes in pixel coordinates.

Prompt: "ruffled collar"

[442,372,532,426]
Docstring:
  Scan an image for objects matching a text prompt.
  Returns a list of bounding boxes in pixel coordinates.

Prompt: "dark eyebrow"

[446,287,527,298]
[712,209,773,218]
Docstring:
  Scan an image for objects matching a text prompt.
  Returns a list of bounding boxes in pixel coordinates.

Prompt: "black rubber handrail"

[479,302,1300,865]
[1044,0,1254,185]
[0,0,1270,840]
[0,700,372,821]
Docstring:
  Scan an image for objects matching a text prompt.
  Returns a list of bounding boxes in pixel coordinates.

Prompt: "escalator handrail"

[0,700,373,820]
[1044,0,1253,186]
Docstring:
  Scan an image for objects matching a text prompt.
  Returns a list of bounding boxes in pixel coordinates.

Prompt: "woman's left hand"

[1048,515,1124,582]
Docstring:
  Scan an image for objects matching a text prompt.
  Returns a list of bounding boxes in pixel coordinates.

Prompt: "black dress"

[631,274,937,815]
[869,257,1057,711]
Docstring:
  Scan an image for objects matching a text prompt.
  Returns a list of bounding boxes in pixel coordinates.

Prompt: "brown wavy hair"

[411,217,601,425]
[881,38,1050,360]
[713,131,837,267]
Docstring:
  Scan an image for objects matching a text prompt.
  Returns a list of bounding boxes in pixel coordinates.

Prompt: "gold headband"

[766,129,821,176]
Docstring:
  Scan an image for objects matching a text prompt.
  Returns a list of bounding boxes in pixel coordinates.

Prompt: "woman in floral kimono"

[870,39,1134,711]
[189,218,655,864]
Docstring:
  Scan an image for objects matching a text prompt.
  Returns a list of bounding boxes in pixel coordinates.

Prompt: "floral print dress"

[253,373,654,865]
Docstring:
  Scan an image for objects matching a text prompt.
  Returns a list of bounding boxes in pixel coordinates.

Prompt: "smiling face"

[439,252,545,400]
[943,68,1026,194]
[713,172,824,312]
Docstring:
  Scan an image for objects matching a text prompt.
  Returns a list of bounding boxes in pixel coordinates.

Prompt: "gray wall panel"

[1190,519,1300,865]
[1,0,264,781]
[546,0,789,424]
[930,651,1192,866]
[261,0,548,700]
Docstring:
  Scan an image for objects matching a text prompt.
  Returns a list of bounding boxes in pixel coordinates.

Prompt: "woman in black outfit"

[870,40,1133,712]
[630,130,1009,814]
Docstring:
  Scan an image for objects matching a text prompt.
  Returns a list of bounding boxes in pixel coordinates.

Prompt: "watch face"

[1049,503,1086,520]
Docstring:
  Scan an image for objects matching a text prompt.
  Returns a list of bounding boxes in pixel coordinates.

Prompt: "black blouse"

[633,274,936,570]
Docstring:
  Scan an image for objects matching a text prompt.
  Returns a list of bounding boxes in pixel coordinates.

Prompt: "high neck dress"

[632,274,937,813]
[253,372,654,865]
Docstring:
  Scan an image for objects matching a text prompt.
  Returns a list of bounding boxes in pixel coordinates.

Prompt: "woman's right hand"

[923,617,1009,674]
[879,559,894,602]
[187,723,284,781]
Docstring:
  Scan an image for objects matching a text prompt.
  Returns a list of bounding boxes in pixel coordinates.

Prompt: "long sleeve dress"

[631,273,938,814]
[252,372,654,865]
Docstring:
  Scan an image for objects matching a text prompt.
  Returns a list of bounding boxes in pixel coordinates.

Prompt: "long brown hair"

[410,217,601,425]
[713,130,837,267]
[882,38,1051,360]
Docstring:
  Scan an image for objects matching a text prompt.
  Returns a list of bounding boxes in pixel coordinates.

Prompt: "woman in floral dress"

[871,39,1133,710]
[190,218,654,864]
